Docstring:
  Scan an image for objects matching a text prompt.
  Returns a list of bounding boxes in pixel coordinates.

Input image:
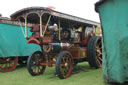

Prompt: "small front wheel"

[56,51,73,79]
[27,51,46,76]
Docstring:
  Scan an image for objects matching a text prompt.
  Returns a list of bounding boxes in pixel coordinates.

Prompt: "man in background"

[0,14,2,17]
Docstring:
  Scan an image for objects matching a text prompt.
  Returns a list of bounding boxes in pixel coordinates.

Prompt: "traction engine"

[11,7,102,79]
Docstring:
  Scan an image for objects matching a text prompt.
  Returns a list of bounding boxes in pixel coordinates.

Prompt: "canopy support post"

[25,17,28,38]
[40,16,43,37]
[58,20,61,41]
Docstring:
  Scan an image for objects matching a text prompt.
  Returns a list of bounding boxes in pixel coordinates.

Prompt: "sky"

[0,0,100,22]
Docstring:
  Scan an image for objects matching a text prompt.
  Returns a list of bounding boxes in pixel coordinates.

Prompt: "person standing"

[0,14,2,17]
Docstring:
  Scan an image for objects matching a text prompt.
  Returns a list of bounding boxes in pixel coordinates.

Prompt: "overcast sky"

[0,0,100,22]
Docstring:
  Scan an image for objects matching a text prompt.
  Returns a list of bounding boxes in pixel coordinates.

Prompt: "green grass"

[0,62,108,85]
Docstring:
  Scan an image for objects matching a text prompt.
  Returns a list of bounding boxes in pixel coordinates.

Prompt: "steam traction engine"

[11,7,102,79]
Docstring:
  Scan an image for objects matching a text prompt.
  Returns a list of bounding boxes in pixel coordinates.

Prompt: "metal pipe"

[58,20,61,40]
[25,17,28,38]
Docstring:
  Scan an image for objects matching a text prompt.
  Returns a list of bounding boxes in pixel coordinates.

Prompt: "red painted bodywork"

[27,38,40,45]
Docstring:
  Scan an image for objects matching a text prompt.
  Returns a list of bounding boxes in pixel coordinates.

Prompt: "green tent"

[0,23,41,57]
[95,0,128,83]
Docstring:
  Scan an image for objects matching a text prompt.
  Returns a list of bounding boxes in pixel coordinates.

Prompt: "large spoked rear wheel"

[0,57,18,72]
[56,51,73,79]
[87,36,102,68]
[27,51,46,76]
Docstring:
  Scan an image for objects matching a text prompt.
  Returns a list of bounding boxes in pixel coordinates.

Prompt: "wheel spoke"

[5,64,8,69]
[35,66,37,73]
[36,66,39,73]
[32,67,35,72]
[38,66,40,73]
[97,59,102,67]
[1,64,4,68]
[60,66,64,75]
[98,57,102,62]
[9,63,12,67]
[0,64,2,68]
[7,63,10,68]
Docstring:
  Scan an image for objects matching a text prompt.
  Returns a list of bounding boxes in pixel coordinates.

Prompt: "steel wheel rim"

[59,53,73,78]
[30,52,46,75]
[96,39,102,67]
[0,57,18,72]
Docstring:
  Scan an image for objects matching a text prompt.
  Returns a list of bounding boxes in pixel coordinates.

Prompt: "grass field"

[0,62,108,85]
